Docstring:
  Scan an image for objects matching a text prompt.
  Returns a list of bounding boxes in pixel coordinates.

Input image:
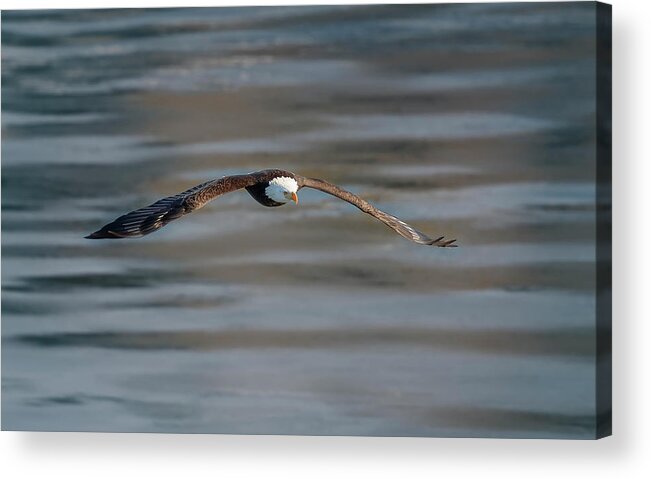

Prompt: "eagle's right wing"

[85,174,258,239]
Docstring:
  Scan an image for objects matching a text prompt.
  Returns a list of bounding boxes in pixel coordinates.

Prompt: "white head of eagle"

[265,176,299,204]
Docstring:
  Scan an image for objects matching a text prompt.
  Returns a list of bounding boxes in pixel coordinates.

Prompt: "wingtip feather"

[429,237,458,247]
[84,229,124,239]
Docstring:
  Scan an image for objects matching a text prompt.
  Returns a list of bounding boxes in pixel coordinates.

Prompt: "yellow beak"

[290,192,298,204]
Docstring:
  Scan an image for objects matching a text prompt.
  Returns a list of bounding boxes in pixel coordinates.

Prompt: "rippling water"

[2,4,599,437]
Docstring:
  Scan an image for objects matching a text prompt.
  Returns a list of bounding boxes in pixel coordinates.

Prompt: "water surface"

[2,3,598,438]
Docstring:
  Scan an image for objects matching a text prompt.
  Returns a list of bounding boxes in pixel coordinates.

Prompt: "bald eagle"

[86,169,456,247]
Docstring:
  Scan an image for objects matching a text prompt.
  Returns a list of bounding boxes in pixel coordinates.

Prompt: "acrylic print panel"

[1,2,611,438]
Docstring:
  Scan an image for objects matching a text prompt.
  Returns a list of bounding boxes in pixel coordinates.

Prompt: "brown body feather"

[86,169,456,247]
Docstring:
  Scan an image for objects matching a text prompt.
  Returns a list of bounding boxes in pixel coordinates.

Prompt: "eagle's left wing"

[299,177,457,247]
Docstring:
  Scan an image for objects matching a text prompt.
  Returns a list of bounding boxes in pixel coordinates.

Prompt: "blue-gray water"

[2,3,598,437]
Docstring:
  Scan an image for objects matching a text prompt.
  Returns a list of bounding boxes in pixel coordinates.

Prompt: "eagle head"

[265,176,299,205]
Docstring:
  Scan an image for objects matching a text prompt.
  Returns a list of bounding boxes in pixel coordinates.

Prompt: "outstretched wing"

[86,174,258,239]
[299,177,457,247]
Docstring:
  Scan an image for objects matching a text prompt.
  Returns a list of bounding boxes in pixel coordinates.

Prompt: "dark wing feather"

[299,177,457,247]
[86,174,258,239]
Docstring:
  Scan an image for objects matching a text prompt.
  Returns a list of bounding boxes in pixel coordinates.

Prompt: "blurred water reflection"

[2,3,598,437]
